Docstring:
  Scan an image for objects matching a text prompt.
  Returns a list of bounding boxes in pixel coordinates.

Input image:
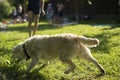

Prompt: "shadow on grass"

[7,23,61,32]
[94,33,111,54]
[0,65,105,80]
[97,28,120,53]
[84,31,118,54]
[7,19,120,32]
[0,65,48,80]
[72,74,105,80]
[79,19,120,29]
[0,48,11,55]
[38,24,61,31]
[7,25,27,32]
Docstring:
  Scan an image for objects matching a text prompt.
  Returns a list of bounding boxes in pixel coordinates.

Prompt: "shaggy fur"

[12,33,105,75]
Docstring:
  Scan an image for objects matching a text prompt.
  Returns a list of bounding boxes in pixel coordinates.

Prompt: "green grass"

[0,19,120,80]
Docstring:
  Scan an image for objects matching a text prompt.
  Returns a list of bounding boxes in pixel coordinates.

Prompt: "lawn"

[0,19,120,80]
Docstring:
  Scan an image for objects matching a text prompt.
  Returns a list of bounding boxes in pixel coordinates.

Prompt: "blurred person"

[24,0,45,37]
[12,8,17,19]
[17,4,23,18]
[46,2,54,25]
[118,0,120,22]
[56,1,64,24]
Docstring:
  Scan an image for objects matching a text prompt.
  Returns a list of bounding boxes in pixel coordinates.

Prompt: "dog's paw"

[64,71,70,74]
[100,69,106,76]
[64,68,75,74]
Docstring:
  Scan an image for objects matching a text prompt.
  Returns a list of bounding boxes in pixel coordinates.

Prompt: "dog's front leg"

[26,58,39,72]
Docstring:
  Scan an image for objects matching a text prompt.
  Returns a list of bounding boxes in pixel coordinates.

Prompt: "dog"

[12,33,105,75]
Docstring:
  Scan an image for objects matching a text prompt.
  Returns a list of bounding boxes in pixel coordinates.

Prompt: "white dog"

[12,33,105,75]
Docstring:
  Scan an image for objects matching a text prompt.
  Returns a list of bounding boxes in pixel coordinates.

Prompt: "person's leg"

[58,11,63,24]
[33,14,40,36]
[27,11,33,37]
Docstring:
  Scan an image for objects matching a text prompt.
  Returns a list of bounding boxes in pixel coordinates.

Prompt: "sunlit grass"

[0,19,120,80]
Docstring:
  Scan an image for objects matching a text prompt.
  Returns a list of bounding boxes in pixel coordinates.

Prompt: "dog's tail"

[76,36,99,47]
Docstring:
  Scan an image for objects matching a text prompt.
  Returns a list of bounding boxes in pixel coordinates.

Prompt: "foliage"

[8,0,23,7]
[0,0,13,21]
[0,19,120,80]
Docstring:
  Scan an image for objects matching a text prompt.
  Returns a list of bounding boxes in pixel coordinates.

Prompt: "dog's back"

[25,33,99,49]
[24,33,99,59]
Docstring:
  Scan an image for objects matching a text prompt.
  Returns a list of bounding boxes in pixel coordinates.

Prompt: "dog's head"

[12,42,26,61]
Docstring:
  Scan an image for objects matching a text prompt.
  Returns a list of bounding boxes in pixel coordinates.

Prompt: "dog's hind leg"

[26,57,39,72]
[81,46,105,75]
[85,56,105,75]
[60,58,76,74]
